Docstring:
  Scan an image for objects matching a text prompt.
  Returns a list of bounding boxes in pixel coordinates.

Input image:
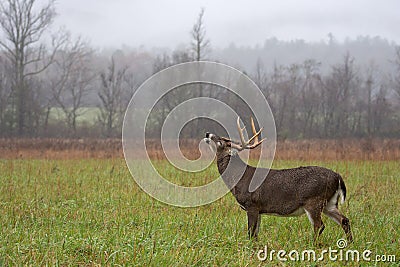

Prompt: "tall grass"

[0,159,399,266]
[1,138,400,161]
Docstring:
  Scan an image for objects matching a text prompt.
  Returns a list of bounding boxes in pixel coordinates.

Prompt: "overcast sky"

[53,0,400,49]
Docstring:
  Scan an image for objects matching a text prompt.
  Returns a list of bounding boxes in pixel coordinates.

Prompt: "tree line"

[0,0,399,139]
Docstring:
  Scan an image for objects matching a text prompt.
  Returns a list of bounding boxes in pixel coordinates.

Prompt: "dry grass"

[0,138,122,159]
[1,138,400,161]
[275,138,400,161]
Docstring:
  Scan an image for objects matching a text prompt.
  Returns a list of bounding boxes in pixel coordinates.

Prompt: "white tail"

[338,181,345,204]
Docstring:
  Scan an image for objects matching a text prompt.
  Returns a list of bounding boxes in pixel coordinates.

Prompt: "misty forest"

[1,1,400,140]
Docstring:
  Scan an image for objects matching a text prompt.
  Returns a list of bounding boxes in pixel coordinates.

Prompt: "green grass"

[0,159,399,266]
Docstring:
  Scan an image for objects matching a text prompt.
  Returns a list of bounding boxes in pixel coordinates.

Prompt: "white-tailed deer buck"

[204,117,353,243]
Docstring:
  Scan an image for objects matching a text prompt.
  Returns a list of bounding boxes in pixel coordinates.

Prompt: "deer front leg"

[247,210,259,239]
[255,214,261,236]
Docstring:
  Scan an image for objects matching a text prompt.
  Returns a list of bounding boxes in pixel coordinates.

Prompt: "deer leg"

[247,210,259,239]
[254,214,262,237]
[323,207,353,243]
[304,208,325,243]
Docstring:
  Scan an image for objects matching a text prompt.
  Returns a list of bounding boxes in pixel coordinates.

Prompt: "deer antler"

[230,117,265,151]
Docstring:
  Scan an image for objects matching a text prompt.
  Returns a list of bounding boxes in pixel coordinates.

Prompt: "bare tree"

[0,0,64,136]
[98,56,129,137]
[0,55,12,135]
[298,60,322,137]
[321,53,358,137]
[50,37,94,136]
[190,7,211,100]
[149,10,212,137]
[253,58,271,99]
[363,64,379,136]
[152,53,172,73]
[269,63,291,138]
[148,50,196,137]
[190,8,210,62]
[393,46,400,100]
[371,85,390,135]
[286,63,303,136]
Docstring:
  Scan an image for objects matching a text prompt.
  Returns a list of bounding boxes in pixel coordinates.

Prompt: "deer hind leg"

[323,207,353,243]
[247,210,260,239]
[304,206,325,243]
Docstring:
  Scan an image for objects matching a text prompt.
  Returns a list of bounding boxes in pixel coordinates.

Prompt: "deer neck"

[216,150,248,188]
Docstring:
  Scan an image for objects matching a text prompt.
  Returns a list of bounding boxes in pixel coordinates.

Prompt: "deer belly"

[285,207,306,217]
[263,207,306,217]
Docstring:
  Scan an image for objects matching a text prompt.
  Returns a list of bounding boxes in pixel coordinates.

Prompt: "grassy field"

[0,159,399,266]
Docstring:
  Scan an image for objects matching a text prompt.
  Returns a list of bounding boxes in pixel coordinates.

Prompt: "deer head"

[204,117,265,155]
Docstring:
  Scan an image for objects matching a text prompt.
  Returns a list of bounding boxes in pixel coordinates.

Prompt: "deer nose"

[205,132,211,138]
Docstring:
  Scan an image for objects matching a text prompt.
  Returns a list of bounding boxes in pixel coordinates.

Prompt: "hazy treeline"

[0,0,399,139]
[149,51,400,139]
[251,52,400,139]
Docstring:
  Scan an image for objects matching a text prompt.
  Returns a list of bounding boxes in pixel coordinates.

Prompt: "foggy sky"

[53,0,400,49]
